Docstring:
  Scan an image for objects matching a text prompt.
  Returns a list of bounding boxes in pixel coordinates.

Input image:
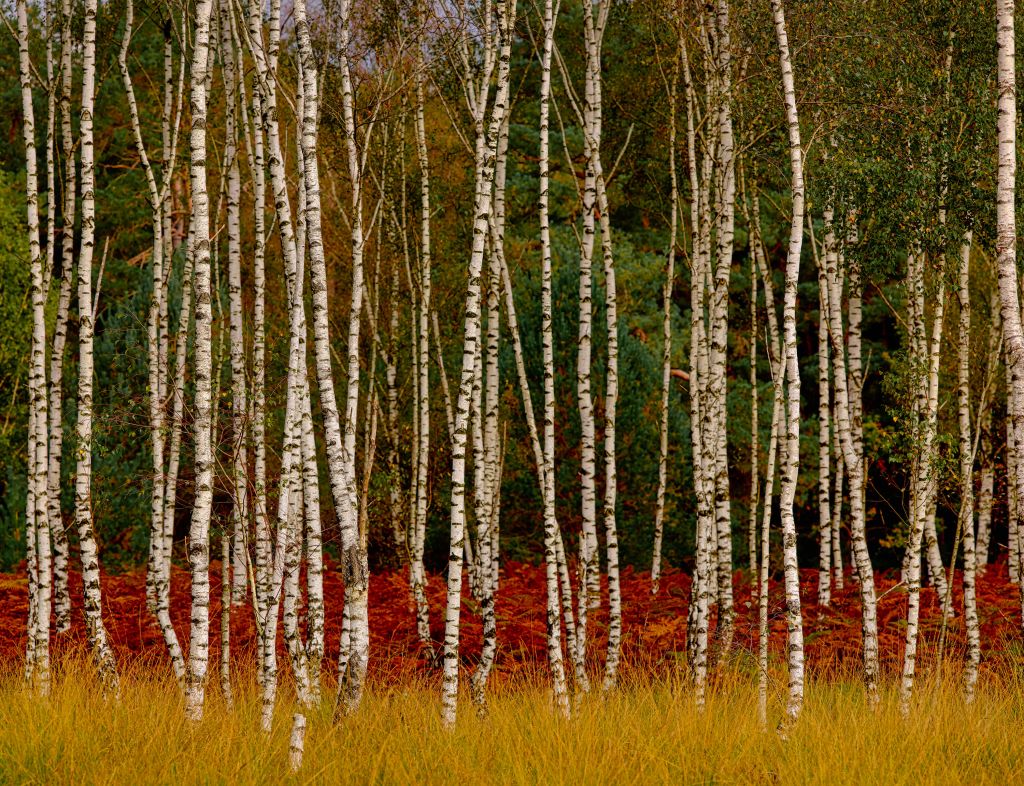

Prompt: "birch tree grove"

[10,0,1024,761]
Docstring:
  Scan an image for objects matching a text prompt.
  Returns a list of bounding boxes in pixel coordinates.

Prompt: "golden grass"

[1,660,1023,785]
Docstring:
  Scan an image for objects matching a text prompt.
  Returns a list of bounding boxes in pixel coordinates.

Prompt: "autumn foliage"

[2,560,1020,684]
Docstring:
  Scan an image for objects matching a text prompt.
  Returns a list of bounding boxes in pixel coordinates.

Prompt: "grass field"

[2,660,1023,785]
[4,563,1024,783]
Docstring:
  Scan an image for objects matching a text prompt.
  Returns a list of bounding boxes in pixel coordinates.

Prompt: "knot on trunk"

[342,544,366,587]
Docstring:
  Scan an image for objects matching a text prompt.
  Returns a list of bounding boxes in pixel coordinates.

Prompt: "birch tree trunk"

[327,0,371,711]
[18,0,51,694]
[412,20,433,649]
[816,235,832,607]
[710,0,736,656]
[574,10,601,688]
[185,0,216,721]
[831,431,845,589]
[539,0,569,714]
[772,0,805,722]
[826,216,878,704]
[219,0,248,608]
[49,0,76,633]
[900,246,947,716]
[652,41,681,594]
[956,234,981,701]
[977,405,994,574]
[682,35,713,706]
[995,0,1024,628]
[442,0,515,728]
[76,0,118,693]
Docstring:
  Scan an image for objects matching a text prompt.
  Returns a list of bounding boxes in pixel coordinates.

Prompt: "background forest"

[0,0,1003,577]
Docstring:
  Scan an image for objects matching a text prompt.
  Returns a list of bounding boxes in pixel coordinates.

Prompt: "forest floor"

[1,558,1024,683]
[2,561,1024,783]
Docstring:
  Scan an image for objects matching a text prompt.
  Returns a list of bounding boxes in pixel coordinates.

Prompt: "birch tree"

[995,0,1024,627]
[75,0,119,693]
[18,0,52,694]
[651,24,681,596]
[441,0,515,727]
[185,0,216,721]
[771,0,805,723]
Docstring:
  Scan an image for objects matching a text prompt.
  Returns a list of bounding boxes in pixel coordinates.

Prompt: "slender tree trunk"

[826,212,878,704]
[772,0,806,722]
[977,404,994,574]
[18,0,51,695]
[185,0,216,721]
[49,1,76,633]
[758,365,784,728]
[831,418,844,589]
[331,0,371,711]
[76,0,118,694]
[816,231,832,607]
[682,35,713,706]
[652,44,680,595]
[955,234,981,701]
[539,0,569,713]
[995,0,1024,627]
[412,25,433,649]
[710,0,737,657]
[442,0,515,728]
[219,0,248,608]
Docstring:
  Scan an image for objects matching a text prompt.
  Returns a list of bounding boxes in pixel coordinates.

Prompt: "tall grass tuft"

[1,657,1022,784]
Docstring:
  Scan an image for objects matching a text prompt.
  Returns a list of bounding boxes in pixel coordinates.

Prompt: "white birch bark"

[472,112,512,713]
[48,2,75,633]
[220,0,248,608]
[996,0,1024,627]
[832,428,844,590]
[681,35,713,705]
[575,7,601,652]
[239,0,270,632]
[900,246,946,717]
[826,214,878,703]
[771,0,806,721]
[442,0,515,727]
[957,234,981,701]
[120,1,187,686]
[652,26,681,597]
[710,1,736,655]
[412,27,433,649]
[18,0,51,694]
[752,180,785,727]
[76,0,118,693]
[816,229,832,607]
[758,362,784,728]
[326,0,371,712]
[185,0,216,721]
[977,405,994,573]
[539,0,569,713]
